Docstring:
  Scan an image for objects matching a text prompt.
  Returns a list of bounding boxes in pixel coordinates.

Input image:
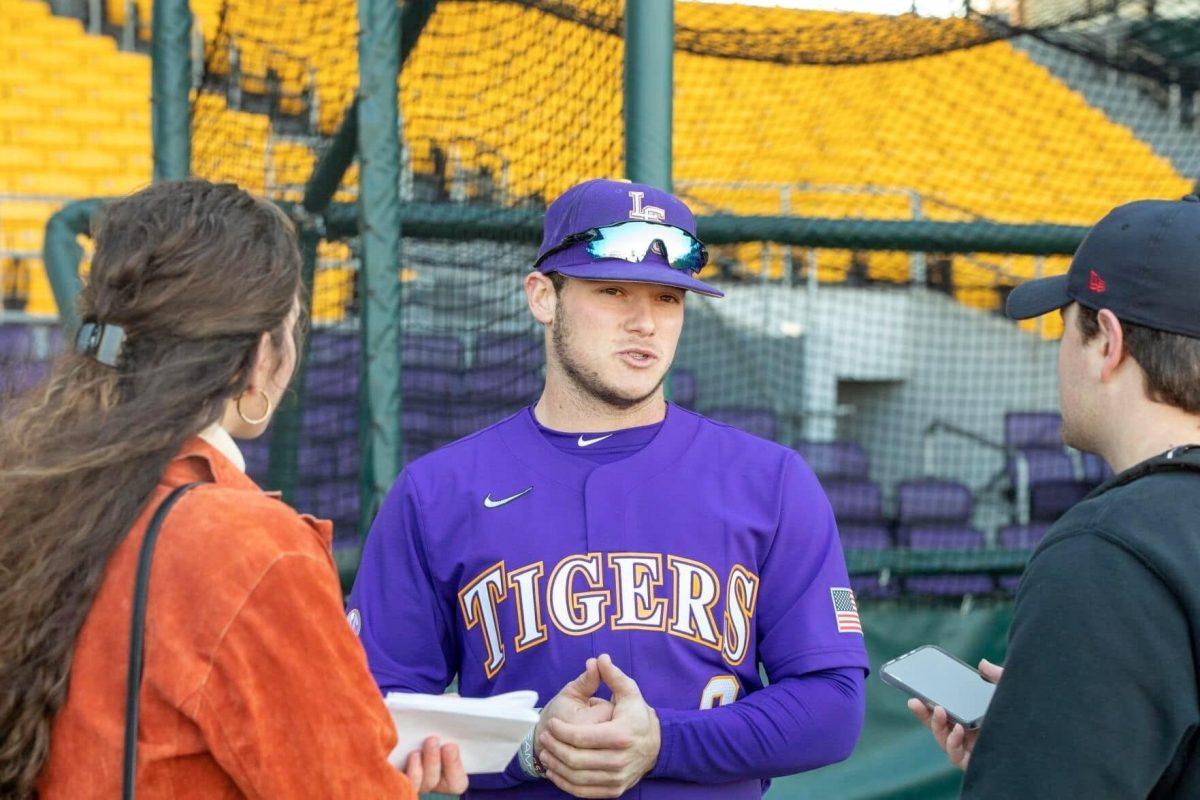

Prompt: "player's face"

[551,279,685,408]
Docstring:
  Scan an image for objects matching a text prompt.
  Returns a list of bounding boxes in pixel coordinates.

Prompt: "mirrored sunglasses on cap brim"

[534,220,709,274]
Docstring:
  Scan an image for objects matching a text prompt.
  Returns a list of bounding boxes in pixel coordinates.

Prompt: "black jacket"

[964,446,1200,799]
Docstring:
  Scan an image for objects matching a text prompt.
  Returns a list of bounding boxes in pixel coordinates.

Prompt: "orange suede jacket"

[37,437,415,799]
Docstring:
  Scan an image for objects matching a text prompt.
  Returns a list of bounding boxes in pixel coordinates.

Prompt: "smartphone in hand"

[881,644,996,729]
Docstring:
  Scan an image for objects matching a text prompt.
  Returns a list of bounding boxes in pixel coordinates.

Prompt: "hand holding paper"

[386,690,540,775]
[400,735,468,795]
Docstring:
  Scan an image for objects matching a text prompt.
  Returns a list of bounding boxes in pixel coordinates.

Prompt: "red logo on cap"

[1088,270,1107,294]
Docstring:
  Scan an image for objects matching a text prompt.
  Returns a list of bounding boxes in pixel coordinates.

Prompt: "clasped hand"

[534,653,661,798]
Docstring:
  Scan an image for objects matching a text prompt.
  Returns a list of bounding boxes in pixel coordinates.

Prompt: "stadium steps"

[0,0,153,315]
[0,0,338,317]
[1015,35,1200,179]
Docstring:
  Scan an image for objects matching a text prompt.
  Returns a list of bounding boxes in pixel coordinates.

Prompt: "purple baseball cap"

[535,179,724,298]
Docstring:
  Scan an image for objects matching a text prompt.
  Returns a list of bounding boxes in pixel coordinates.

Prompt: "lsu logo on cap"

[628,191,666,222]
[346,608,362,636]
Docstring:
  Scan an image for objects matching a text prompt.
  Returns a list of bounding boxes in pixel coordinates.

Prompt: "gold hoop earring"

[236,388,273,426]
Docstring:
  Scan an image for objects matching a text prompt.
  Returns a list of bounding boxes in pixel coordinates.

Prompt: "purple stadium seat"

[306,330,358,365]
[824,480,884,523]
[852,574,901,600]
[303,402,357,435]
[838,523,892,550]
[896,480,972,526]
[298,438,359,481]
[998,523,1051,549]
[0,324,54,400]
[906,525,985,550]
[403,402,524,441]
[402,407,446,440]
[906,574,996,596]
[474,333,544,370]
[669,369,697,408]
[1004,411,1063,449]
[1008,448,1092,522]
[0,323,34,354]
[1029,480,1092,521]
[447,403,524,436]
[403,334,464,369]
[462,365,541,403]
[303,360,357,399]
[904,525,991,597]
[293,476,358,521]
[796,440,870,481]
[1010,447,1075,483]
[999,575,1023,595]
[404,367,462,399]
[403,436,454,463]
[0,360,48,398]
[706,406,778,441]
[241,437,270,483]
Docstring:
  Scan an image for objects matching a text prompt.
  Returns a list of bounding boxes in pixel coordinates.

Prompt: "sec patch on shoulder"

[830,588,862,634]
[346,608,362,636]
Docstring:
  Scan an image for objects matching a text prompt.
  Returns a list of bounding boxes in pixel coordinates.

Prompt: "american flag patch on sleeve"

[830,588,862,634]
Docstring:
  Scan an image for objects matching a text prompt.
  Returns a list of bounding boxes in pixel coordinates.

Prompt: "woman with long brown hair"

[0,180,466,798]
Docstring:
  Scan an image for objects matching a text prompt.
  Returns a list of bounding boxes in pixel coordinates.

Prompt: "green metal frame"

[303,0,438,216]
[288,201,1089,256]
[151,0,192,181]
[265,228,319,502]
[624,0,673,191]
[355,0,405,532]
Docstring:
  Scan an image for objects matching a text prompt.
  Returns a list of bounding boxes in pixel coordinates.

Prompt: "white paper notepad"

[385,690,540,775]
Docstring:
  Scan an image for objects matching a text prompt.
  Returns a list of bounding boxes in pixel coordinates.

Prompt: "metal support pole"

[121,0,136,51]
[191,25,205,91]
[781,186,794,284]
[88,0,102,35]
[286,201,1088,256]
[303,0,438,216]
[624,0,673,190]
[151,0,192,181]
[43,198,105,335]
[909,191,927,286]
[267,228,319,502]
[356,0,404,533]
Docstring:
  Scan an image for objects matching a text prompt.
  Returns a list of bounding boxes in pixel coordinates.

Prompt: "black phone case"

[880,644,988,729]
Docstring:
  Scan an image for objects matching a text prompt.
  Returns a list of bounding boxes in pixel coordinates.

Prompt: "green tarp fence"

[769,601,1012,800]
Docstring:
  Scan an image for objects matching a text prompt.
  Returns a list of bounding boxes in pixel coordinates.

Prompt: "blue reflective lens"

[582,222,708,273]
[534,221,708,274]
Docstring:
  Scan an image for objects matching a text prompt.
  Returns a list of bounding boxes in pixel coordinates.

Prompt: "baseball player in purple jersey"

[348,179,868,798]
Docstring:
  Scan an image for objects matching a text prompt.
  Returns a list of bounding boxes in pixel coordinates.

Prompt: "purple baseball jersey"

[348,404,869,797]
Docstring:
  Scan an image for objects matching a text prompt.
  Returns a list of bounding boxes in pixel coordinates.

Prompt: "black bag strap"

[123,482,203,800]
[1095,445,1200,495]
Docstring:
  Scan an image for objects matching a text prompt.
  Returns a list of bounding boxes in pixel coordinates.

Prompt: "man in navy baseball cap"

[533,178,724,298]
[1006,194,1200,336]
[912,194,1200,799]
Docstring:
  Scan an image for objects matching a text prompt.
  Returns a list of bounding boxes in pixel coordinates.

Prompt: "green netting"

[0,0,1197,795]
[180,0,1200,594]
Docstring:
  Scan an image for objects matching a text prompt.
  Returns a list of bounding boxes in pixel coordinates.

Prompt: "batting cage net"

[4,0,1200,604]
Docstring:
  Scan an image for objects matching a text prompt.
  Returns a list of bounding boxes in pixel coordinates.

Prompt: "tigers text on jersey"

[348,405,868,798]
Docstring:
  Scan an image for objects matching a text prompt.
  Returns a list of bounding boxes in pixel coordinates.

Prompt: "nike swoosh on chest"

[483,487,533,508]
